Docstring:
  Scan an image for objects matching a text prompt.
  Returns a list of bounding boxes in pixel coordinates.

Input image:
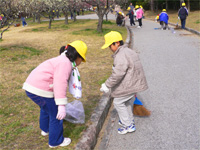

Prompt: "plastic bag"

[68,63,82,99]
[64,100,85,124]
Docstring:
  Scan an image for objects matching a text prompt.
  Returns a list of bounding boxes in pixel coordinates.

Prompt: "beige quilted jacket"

[105,44,148,98]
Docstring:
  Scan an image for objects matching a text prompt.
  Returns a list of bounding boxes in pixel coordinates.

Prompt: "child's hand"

[100,83,109,93]
[56,105,66,120]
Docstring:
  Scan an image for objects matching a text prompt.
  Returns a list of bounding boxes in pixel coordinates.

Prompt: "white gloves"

[100,83,109,93]
[56,105,66,120]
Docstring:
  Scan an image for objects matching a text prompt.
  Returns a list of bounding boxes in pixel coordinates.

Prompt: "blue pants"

[22,20,27,26]
[181,19,186,29]
[25,91,64,146]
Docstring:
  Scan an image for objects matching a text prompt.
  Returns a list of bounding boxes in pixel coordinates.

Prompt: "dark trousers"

[138,18,142,27]
[181,19,186,29]
[26,91,64,146]
[130,16,135,26]
[160,21,168,29]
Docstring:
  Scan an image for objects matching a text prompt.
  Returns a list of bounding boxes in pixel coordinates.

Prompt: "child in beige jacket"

[100,31,148,134]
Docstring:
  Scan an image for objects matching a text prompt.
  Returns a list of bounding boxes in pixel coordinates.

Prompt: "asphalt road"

[96,16,199,150]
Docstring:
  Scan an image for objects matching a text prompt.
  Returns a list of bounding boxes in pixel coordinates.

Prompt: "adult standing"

[129,3,134,11]
[126,7,135,26]
[178,2,189,29]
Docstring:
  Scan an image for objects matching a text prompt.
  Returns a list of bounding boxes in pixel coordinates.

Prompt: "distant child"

[135,5,144,28]
[23,40,87,148]
[126,7,135,26]
[20,13,27,27]
[116,12,125,26]
[178,2,189,29]
[155,14,160,22]
[159,9,169,30]
[100,31,148,134]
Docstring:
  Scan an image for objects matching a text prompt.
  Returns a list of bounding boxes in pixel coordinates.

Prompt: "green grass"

[195,20,200,24]
[102,20,115,25]
[0,46,43,62]
[72,28,113,36]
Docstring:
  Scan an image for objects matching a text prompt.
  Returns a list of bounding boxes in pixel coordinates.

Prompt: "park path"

[54,13,199,149]
[94,15,199,150]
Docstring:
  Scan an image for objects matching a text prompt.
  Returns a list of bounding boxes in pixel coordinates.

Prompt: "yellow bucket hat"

[68,40,87,62]
[101,31,123,49]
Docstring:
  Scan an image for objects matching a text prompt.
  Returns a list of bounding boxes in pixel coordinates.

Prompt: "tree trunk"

[105,13,108,21]
[33,13,36,22]
[97,13,103,33]
[151,0,154,11]
[65,14,68,24]
[166,0,168,10]
[37,15,41,24]
[73,12,76,22]
[49,18,52,29]
[187,0,190,12]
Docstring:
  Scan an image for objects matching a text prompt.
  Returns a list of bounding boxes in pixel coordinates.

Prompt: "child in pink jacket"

[135,5,144,28]
[23,40,87,148]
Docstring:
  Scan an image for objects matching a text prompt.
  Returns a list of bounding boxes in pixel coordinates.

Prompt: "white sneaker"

[41,131,49,136]
[49,138,71,148]
[118,124,136,135]
[137,26,141,28]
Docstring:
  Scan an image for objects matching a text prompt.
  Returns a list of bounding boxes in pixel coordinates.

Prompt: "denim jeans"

[181,19,186,29]
[25,91,64,146]
[22,20,27,26]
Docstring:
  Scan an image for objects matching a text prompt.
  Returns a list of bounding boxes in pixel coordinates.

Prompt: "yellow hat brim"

[101,43,110,49]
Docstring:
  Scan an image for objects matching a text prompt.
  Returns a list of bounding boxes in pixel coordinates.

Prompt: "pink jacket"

[23,55,72,105]
[136,8,144,19]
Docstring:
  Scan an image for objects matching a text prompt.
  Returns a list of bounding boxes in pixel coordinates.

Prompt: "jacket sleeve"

[53,61,71,105]
[185,8,189,16]
[105,52,129,88]
[126,12,130,16]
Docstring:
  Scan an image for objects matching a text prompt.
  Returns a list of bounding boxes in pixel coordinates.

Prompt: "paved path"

[95,15,200,150]
[54,13,199,150]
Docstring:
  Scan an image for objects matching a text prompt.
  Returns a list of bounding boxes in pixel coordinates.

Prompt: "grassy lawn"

[145,10,200,31]
[0,19,127,149]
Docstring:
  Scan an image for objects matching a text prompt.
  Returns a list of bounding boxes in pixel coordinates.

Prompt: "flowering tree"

[81,0,127,32]
[0,0,19,39]
[81,0,112,32]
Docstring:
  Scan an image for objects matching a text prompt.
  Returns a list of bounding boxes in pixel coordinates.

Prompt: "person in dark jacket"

[178,2,188,29]
[116,12,124,26]
[159,9,169,30]
[126,7,135,26]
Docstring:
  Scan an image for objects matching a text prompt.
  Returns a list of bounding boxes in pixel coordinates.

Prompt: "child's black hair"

[59,46,66,54]
[59,45,83,62]
[111,40,124,46]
